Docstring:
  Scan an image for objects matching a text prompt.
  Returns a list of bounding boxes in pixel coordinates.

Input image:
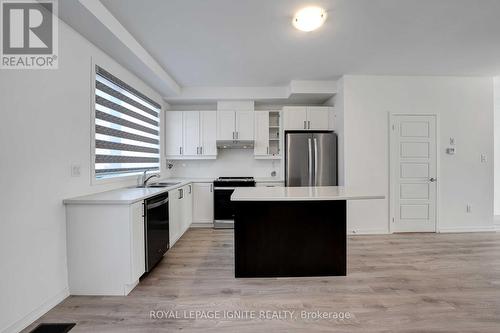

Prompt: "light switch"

[71,164,81,177]
[480,154,487,163]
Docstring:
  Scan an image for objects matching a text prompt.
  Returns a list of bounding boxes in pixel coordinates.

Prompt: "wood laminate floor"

[24,229,500,332]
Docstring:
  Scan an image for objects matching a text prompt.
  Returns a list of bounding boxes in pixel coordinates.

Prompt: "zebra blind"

[94,66,161,179]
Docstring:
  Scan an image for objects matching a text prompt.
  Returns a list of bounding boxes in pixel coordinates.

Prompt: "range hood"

[216,140,254,149]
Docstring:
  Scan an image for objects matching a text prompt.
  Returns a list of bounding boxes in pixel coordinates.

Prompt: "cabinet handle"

[178,188,183,199]
[236,131,239,139]
[303,120,307,129]
[200,146,203,155]
[308,120,311,129]
[210,184,213,192]
[188,185,192,194]
[266,146,269,155]
[179,146,182,155]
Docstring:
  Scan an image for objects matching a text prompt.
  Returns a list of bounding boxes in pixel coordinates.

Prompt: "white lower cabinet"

[192,183,214,225]
[130,202,145,283]
[169,185,193,247]
[66,201,146,296]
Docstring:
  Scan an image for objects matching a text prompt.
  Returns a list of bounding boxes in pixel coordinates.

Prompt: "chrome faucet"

[142,170,160,187]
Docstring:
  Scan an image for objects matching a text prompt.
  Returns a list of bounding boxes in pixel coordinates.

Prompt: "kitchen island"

[231,186,384,278]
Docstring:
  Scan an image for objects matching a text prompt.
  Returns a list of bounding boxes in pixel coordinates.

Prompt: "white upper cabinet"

[165,111,183,156]
[217,110,236,140]
[283,106,332,130]
[200,111,217,156]
[183,111,201,156]
[283,106,307,130]
[307,106,331,129]
[165,111,217,159]
[235,110,254,140]
[254,111,270,156]
[217,110,254,140]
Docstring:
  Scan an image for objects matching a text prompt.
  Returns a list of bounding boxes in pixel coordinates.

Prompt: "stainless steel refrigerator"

[285,131,337,187]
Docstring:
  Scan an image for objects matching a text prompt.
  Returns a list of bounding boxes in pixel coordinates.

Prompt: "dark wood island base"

[234,200,346,278]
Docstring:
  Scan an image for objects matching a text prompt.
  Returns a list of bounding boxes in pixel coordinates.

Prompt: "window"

[93,66,161,180]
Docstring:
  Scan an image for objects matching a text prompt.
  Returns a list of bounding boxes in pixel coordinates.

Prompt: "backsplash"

[165,149,282,178]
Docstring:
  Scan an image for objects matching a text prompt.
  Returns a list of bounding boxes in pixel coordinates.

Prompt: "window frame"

[90,61,161,185]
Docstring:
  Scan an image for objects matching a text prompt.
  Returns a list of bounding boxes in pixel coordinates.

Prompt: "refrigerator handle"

[313,137,318,186]
[308,138,313,186]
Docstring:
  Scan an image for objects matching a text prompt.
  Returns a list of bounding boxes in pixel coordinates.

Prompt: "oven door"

[214,187,235,222]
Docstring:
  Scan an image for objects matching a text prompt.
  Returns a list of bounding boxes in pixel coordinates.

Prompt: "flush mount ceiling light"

[292,6,327,32]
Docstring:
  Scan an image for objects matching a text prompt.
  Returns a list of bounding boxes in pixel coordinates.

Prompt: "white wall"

[0,19,165,333]
[494,77,500,219]
[341,75,494,234]
[167,149,281,179]
[324,80,345,186]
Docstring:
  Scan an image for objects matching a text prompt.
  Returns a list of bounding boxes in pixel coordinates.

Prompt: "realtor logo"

[1,0,58,69]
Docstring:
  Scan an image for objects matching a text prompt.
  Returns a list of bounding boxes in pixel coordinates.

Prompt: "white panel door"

[235,110,254,140]
[391,115,437,232]
[307,107,330,130]
[217,110,235,140]
[192,183,214,223]
[165,111,183,156]
[254,111,269,155]
[283,106,307,130]
[182,111,200,156]
[200,111,217,156]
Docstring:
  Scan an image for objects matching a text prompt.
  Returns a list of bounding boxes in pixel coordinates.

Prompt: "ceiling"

[60,0,500,96]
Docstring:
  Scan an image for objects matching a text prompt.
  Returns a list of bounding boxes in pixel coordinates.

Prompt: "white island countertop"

[231,186,385,201]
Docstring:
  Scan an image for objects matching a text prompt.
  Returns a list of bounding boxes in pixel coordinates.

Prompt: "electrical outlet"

[71,164,81,177]
[466,204,472,213]
[480,154,487,163]
[449,138,455,145]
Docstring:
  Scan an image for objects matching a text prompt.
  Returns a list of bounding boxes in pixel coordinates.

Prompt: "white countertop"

[231,186,385,201]
[63,177,214,205]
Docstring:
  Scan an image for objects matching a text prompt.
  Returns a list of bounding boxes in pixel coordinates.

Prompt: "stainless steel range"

[213,177,256,229]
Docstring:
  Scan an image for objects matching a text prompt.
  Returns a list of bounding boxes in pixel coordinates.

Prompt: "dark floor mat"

[29,323,76,333]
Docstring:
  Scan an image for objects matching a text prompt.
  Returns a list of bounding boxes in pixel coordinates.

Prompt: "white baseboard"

[190,222,214,228]
[348,228,389,235]
[438,225,496,233]
[494,216,500,231]
[2,287,69,333]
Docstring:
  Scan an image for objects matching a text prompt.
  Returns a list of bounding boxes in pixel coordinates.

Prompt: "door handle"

[308,138,313,186]
[429,177,437,183]
[313,137,318,185]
